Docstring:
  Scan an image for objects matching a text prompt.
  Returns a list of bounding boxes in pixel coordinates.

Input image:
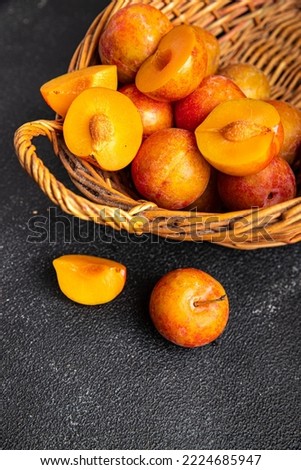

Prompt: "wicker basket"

[14,0,301,249]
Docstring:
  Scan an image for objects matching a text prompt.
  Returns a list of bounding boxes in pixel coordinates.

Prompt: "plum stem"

[193,294,227,307]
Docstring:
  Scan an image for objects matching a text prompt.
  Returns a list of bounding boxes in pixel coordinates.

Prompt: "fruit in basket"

[119,83,173,136]
[195,98,284,176]
[53,254,126,305]
[217,156,297,211]
[193,26,220,75]
[40,65,118,117]
[149,268,229,348]
[174,75,245,131]
[131,128,211,210]
[135,24,208,101]
[186,169,223,212]
[266,99,301,165]
[63,87,143,171]
[219,63,271,100]
[98,3,172,83]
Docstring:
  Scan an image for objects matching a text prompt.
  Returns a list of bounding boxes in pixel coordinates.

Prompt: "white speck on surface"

[37,0,48,8]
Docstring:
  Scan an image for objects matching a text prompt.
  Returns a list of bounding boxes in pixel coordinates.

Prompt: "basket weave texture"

[14,0,301,249]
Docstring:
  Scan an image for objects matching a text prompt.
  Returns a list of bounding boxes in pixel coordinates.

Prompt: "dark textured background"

[2,0,301,450]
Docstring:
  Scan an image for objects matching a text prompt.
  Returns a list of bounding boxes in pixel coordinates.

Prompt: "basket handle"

[13,120,141,231]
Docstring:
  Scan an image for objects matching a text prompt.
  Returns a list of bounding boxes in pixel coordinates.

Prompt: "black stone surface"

[2,0,301,450]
